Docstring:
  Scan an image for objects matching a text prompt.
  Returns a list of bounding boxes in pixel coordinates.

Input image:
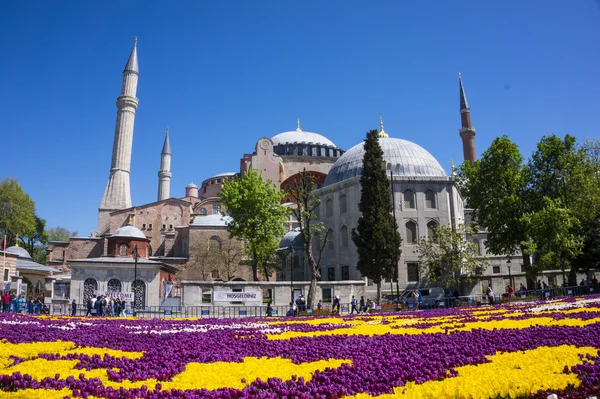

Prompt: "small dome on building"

[191,214,233,227]
[186,183,198,188]
[279,230,304,250]
[5,246,31,258]
[112,225,147,239]
[271,130,337,148]
[323,137,447,187]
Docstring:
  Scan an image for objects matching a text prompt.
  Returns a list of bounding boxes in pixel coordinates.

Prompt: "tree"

[416,224,487,293]
[284,169,329,308]
[521,198,583,282]
[351,129,401,302]
[524,134,592,284]
[219,236,244,281]
[456,135,530,261]
[0,178,36,245]
[19,215,48,265]
[219,169,289,281]
[47,227,78,242]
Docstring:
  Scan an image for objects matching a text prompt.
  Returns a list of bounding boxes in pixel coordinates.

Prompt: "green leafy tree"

[19,215,48,265]
[416,224,487,293]
[351,129,401,302]
[521,198,584,282]
[220,169,289,281]
[456,135,530,263]
[525,134,591,284]
[285,169,329,308]
[47,227,78,242]
[0,178,36,245]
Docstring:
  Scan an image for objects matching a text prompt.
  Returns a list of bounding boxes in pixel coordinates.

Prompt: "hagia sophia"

[19,38,550,309]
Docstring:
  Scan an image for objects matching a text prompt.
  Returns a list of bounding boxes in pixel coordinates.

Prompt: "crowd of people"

[279,294,377,317]
[1,292,48,314]
[84,295,128,317]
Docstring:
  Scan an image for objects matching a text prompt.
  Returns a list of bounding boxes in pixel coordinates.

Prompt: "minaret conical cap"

[459,72,469,110]
[124,37,139,73]
[162,126,171,154]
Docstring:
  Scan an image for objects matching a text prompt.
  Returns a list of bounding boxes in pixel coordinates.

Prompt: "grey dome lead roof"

[112,225,146,239]
[5,246,31,258]
[323,137,447,187]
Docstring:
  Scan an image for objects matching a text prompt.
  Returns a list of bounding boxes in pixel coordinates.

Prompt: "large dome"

[271,130,337,148]
[323,137,447,187]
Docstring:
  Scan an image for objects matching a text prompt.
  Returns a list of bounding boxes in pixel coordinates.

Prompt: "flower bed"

[1,297,600,398]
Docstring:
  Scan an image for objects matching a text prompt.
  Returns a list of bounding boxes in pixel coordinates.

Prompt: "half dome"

[323,137,446,187]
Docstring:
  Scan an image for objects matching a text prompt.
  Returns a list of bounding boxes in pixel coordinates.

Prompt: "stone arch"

[405,220,418,244]
[107,278,122,292]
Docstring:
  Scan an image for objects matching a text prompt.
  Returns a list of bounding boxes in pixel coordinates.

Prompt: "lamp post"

[555,168,569,287]
[389,169,400,302]
[132,245,139,317]
[506,257,512,289]
[289,245,294,303]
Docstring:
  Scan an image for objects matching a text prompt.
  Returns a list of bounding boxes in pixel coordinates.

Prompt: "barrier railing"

[31,283,600,319]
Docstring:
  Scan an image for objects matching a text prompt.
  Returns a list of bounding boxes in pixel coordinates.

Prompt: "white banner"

[94,291,134,302]
[213,291,262,302]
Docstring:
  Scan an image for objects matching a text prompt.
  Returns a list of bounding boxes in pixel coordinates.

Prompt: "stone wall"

[180,280,366,307]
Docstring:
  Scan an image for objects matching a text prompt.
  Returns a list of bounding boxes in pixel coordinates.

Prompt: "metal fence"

[30,284,600,319]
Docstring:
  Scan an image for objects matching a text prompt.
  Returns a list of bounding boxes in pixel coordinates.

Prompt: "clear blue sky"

[1,1,599,236]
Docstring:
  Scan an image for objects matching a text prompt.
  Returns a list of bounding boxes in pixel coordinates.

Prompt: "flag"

[1,236,6,251]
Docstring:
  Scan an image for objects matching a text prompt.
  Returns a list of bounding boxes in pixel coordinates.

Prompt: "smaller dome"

[191,214,233,227]
[112,225,146,239]
[5,246,31,258]
[271,131,337,148]
[279,230,304,250]
[186,183,198,188]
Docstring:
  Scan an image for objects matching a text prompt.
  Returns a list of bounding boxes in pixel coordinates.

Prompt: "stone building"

[69,225,177,307]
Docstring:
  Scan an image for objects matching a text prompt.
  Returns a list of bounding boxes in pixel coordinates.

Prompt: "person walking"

[332,295,341,315]
[486,286,495,305]
[359,296,365,313]
[350,295,358,314]
[71,299,77,316]
[266,300,273,317]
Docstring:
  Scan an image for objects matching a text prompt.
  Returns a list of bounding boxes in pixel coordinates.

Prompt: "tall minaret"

[157,127,172,201]
[98,38,140,233]
[458,73,476,164]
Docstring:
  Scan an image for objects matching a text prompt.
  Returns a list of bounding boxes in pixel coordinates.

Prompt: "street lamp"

[289,245,294,303]
[555,168,569,287]
[132,245,139,317]
[506,256,512,289]
[389,169,400,302]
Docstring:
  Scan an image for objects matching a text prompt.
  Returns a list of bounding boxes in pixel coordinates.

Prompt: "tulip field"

[1,297,600,398]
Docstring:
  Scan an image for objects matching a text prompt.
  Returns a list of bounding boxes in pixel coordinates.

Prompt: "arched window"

[83,278,97,301]
[132,280,146,309]
[119,244,127,256]
[148,244,153,257]
[406,221,418,244]
[107,278,122,292]
[327,228,334,250]
[473,239,481,255]
[212,203,221,215]
[425,190,436,209]
[427,220,438,238]
[209,236,221,252]
[403,190,415,209]
[340,225,349,248]
[339,194,347,214]
[326,199,333,217]
[199,208,207,216]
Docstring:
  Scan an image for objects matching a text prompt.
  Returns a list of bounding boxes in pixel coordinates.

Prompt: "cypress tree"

[351,129,401,302]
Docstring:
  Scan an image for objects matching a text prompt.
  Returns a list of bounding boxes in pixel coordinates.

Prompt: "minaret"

[158,127,172,201]
[98,38,140,233]
[458,73,476,164]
